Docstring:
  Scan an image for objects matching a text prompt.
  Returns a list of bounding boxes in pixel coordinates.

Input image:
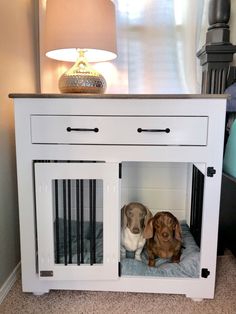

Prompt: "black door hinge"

[207,167,216,177]
[118,262,121,277]
[201,268,210,278]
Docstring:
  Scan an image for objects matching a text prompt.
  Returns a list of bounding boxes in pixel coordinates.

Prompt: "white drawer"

[31,115,208,146]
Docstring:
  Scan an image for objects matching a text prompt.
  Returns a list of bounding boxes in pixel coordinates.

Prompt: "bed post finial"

[207,0,231,44]
[208,0,230,28]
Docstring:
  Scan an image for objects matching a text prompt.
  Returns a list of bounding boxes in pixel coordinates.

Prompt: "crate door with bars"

[34,162,119,280]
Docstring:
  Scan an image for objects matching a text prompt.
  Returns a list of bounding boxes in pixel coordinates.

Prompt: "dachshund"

[143,211,182,267]
[121,202,153,261]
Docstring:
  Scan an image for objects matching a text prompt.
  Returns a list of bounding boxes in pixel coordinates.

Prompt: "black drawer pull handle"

[67,127,99,133]
[137,128,170,133]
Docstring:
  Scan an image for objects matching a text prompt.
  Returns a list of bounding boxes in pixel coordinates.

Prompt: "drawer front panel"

[31,115,208,145]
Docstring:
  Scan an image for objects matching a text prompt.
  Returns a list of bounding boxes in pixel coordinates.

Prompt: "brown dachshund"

[143,211,182,267]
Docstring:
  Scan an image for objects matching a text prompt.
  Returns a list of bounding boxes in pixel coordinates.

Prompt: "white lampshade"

[44,0,117,63]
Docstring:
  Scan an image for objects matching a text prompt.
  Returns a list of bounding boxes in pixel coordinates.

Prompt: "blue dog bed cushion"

[121,222,200,278]
[56,220,200,278]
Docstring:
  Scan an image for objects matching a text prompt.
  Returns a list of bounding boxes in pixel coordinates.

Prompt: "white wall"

[121,162,191,221]
[0,0,38,288]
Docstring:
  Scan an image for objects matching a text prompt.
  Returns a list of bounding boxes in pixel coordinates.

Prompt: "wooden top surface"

[9,93,228,99]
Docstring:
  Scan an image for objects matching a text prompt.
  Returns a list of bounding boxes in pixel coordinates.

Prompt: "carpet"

[0,253,235,314]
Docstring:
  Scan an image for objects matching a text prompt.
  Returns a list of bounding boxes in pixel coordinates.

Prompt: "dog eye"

[126,211,133,217]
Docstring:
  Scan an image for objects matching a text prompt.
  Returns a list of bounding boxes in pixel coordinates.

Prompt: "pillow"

[225,82,236,112]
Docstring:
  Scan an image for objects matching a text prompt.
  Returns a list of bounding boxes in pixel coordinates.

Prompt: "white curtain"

[105,0,207,94]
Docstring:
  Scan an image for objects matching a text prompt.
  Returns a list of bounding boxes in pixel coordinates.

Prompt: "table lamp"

[44,0,117,94]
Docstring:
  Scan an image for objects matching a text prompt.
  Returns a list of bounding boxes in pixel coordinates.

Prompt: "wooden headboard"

[197,0,236,94]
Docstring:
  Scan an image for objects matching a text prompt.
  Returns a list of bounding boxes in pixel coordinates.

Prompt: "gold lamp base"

[59,50,107,94]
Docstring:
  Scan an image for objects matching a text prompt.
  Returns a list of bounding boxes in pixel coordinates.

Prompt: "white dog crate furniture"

[10,94,226,300]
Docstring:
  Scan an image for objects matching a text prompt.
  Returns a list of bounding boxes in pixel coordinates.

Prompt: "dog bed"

[121,222,200,278]
[56,220,200,278]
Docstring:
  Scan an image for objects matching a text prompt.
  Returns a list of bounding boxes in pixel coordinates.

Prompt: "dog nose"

[162,232,169,238]
[132,227,140,234]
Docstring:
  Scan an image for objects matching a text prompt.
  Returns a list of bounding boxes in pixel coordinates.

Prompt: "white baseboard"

[0,262,21,304]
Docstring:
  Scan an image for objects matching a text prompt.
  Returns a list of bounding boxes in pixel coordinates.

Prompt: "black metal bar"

[137,128,170,133]
[196,171,204,247]
[68,180,72,264]
[119,163,122,179]
[76,179,81,265]
[92,179,96,264]
[63,180,67,265]
[89,180,93,265]
[190,166,197,231]
[80,180,84,263]
[54,180,60,263]
[67,127,99,133]
[190,166,204,247]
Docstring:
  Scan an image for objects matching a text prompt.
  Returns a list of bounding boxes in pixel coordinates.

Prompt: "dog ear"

[143,217,153,239]
[144,207,153,227]
[174,220,182,242]
[121,205,127,228]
